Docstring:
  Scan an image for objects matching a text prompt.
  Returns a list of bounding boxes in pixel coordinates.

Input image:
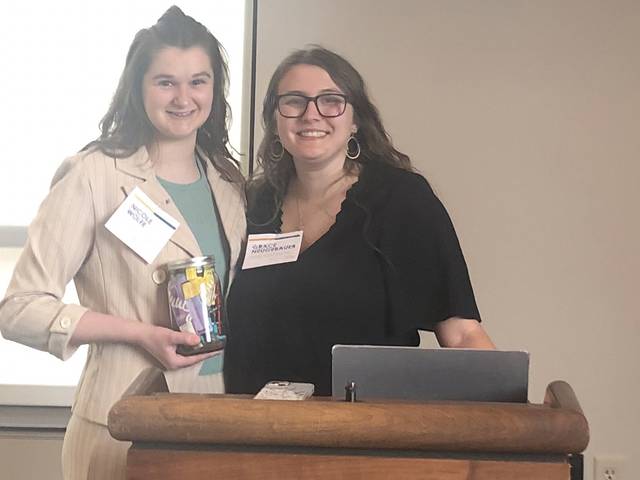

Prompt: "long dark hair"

[254,45,411,200]
[85,6,242,184]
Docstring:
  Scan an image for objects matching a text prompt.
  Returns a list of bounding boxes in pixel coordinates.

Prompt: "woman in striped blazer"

[0,7,245,479]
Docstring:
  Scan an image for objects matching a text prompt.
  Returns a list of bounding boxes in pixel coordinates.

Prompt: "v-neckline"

[276,175,362,256]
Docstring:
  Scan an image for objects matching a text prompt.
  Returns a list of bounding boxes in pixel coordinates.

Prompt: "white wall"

[255,1,640,478]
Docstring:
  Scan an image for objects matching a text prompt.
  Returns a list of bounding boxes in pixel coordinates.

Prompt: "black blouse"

[224,161,480,395]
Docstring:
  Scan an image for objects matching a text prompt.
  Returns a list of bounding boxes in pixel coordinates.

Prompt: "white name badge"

[105,186,180,264]
[242,231,303,269]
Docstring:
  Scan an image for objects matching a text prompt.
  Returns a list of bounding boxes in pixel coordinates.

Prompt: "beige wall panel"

[0,432,64,480]
[255,1,640,479]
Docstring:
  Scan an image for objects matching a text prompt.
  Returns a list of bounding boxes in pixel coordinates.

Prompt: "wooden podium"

[108,369,589,480]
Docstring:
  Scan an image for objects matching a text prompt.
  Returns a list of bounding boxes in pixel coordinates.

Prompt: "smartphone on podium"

[254,381,315,400]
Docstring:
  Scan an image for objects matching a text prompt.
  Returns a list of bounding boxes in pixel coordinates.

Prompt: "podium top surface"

[108,375,589,455]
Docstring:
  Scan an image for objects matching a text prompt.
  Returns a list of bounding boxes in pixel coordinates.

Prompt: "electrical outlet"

[594,455,627,480]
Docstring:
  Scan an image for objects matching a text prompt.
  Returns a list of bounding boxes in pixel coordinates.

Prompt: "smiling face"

[142,46,214,144]
[276,64,357,171]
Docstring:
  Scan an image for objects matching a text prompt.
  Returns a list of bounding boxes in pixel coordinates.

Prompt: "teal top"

[158,160,229,291]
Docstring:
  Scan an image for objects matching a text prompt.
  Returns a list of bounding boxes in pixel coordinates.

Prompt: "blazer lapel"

[203,157,246,274]
[115,147,201,258]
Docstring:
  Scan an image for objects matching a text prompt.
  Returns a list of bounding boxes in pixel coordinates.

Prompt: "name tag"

[242,231,303,269]
[105,186,180,263]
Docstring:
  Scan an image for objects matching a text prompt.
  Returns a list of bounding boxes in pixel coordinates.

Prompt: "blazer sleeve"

[0,156,94,360]
[378,170,481,335]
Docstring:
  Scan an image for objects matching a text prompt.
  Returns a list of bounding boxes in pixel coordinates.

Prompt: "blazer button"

[152,269,167,285]
[59,317,71,329]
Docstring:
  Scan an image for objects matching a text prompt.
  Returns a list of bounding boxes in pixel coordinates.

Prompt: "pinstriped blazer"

[0,146,246,425]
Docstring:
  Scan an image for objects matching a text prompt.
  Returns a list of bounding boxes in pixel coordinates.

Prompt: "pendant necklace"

[293,174,348,231]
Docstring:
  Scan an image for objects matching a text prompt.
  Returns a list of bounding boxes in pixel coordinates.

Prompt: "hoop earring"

[346,135,361,160]
[270,137,284,161]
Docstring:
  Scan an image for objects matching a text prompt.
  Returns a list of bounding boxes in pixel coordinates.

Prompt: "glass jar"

[166,255,225,355]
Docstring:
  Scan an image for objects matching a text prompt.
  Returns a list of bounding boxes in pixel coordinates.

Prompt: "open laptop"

[331,345,529,402]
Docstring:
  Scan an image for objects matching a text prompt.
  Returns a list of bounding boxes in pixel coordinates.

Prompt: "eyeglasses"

[276,93,348,118]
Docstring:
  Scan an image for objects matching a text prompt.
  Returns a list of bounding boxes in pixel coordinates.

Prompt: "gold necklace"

[295,195,335,230]
[293,174,352,230]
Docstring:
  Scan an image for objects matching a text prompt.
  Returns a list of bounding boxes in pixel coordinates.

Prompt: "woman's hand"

[70,311,215,370]
[138,324,216,370]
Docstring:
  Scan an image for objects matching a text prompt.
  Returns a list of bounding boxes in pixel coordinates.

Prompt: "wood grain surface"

[126,448,570,480]
[108,375,588,454]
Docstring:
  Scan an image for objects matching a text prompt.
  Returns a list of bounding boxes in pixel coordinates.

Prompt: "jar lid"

[166,255,215,272]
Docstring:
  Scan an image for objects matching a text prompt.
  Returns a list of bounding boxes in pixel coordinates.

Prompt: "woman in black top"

[225,46,495,395]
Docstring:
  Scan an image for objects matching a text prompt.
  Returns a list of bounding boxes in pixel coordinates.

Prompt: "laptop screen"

[331,345,529,402]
